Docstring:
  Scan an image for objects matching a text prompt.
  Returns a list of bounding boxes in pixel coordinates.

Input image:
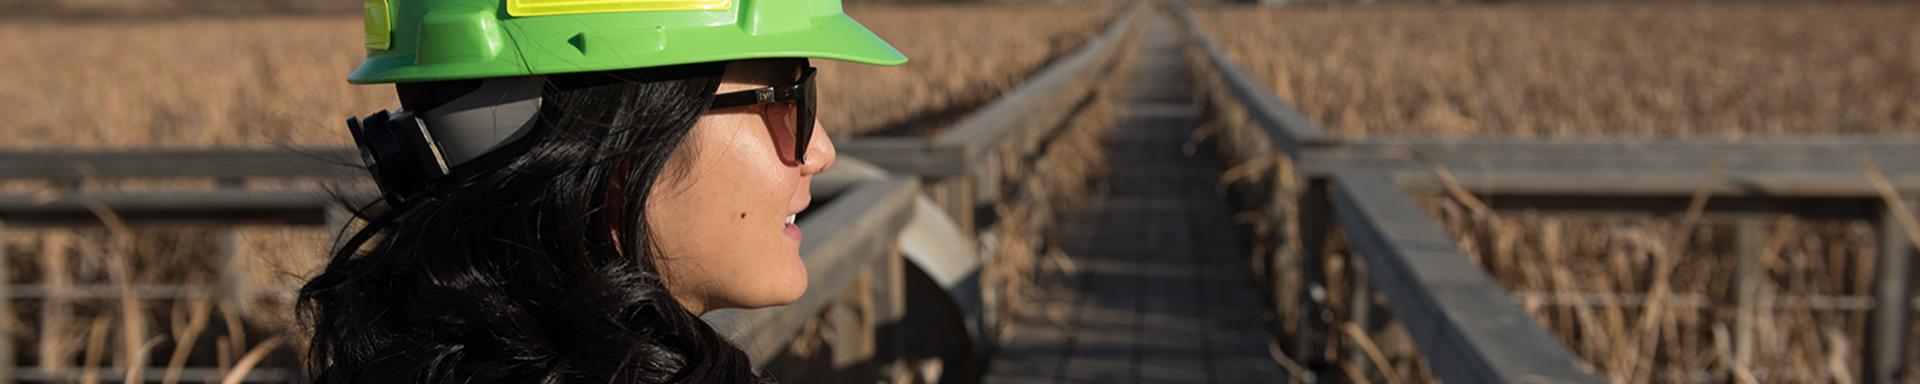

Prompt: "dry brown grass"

[1199,4,1920,138]
[0,4,1117,150]
[0,16,390,149]
[0,228,303,382]
[825,3,1117,137]
[985,47,1129,338]
[1428,204,1877,383]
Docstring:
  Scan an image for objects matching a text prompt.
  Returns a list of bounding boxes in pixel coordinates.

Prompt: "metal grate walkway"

[983,12,1288,384]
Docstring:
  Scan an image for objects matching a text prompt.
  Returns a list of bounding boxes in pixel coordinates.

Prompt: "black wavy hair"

[297,62,771,383]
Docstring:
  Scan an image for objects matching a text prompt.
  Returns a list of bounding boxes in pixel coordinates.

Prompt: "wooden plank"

[834,139,970,177]
[0,190,376,226]
[1058,236,1145,384]
[1509,291,1882,311]
[1384,170,1920,199]
[1447,193,1880,220]
[1136,210,1208,384]
[702,177,919,365]
[1329,170,1603,384]
[0,148,364,181]
[9,367,298,382]
[1325,138,1920,183]
[3,284,289,300]
[1172,4,1334,156]
[1308,148,1920,177]
[1289,139,1920,201]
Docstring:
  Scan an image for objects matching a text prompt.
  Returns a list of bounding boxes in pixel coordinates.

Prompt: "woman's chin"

[729,264,809,310]
[765,266,809,307]
[765,249,809,306]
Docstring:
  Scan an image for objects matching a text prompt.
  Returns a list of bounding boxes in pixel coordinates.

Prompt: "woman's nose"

[801,118,835,176]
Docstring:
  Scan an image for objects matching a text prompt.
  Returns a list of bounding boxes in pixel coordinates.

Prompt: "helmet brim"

[350,13,905,84]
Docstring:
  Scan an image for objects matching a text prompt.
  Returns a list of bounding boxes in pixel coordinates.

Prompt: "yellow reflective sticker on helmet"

[506,0,732,17]
[363,0,392,50]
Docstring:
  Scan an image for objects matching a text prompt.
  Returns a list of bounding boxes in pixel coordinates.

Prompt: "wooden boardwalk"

[984,13,1288,384]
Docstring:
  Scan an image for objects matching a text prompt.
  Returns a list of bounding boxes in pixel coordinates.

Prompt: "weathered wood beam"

[1869,198,1917,384]
[0,148,363,181]
[1330,170,1603,384]
[0,189,375,226]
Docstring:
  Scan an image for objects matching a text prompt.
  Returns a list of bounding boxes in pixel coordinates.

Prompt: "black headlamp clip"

[345,110,451,206]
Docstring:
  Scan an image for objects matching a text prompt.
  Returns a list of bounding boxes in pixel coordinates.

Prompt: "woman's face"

[648,60,835,315]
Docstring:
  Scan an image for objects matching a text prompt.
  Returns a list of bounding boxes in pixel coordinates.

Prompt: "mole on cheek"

[739,212,747,219]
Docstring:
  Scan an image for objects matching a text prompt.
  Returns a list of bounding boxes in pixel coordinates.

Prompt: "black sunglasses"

[709,66,817,164]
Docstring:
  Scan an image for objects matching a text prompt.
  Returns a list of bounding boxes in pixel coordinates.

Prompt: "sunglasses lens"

[795,72,815,164]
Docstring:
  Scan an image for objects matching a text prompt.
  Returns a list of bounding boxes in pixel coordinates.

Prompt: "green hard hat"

[350,0,907,84]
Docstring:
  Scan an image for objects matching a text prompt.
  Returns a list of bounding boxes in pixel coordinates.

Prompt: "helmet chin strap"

[415,76,545,168]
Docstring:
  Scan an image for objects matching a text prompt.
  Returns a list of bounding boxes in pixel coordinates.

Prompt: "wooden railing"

[1177,3,1920,383]
[0,149,923,383]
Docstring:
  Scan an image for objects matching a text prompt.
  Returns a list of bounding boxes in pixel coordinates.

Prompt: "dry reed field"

[0,16,387,149]
[1198,4,1920,138]
[1190,3,1920,383]
[0,4,1117,150]
[0,4,1121,380]
[1428,202,1880,383]
[824,4,1117,137]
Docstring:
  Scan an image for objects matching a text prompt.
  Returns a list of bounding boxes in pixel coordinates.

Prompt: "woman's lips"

[784,214,803,242]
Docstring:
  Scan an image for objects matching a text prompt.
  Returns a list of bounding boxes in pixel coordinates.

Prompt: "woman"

[298,0,905,382]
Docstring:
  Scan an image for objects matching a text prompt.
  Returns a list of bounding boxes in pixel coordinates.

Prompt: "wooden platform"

[983,13,1287,384]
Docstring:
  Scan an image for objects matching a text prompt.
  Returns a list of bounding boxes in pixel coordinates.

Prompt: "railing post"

[1869,199,1915,384]
[216,228,249,314]
[1344,254,1373,377]
[40,231,71,372]
[215,178,249,312]
[828,269,871,379]
[1293,176,1332,382]
[1731,218,1766,367]
[870,243,906,381]
[0,220,12,383]
[938,173,985,341]
[932,175,976,237]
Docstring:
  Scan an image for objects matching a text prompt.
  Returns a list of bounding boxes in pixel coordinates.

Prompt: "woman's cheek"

[698,114,810,309]
[740,121,810,304]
